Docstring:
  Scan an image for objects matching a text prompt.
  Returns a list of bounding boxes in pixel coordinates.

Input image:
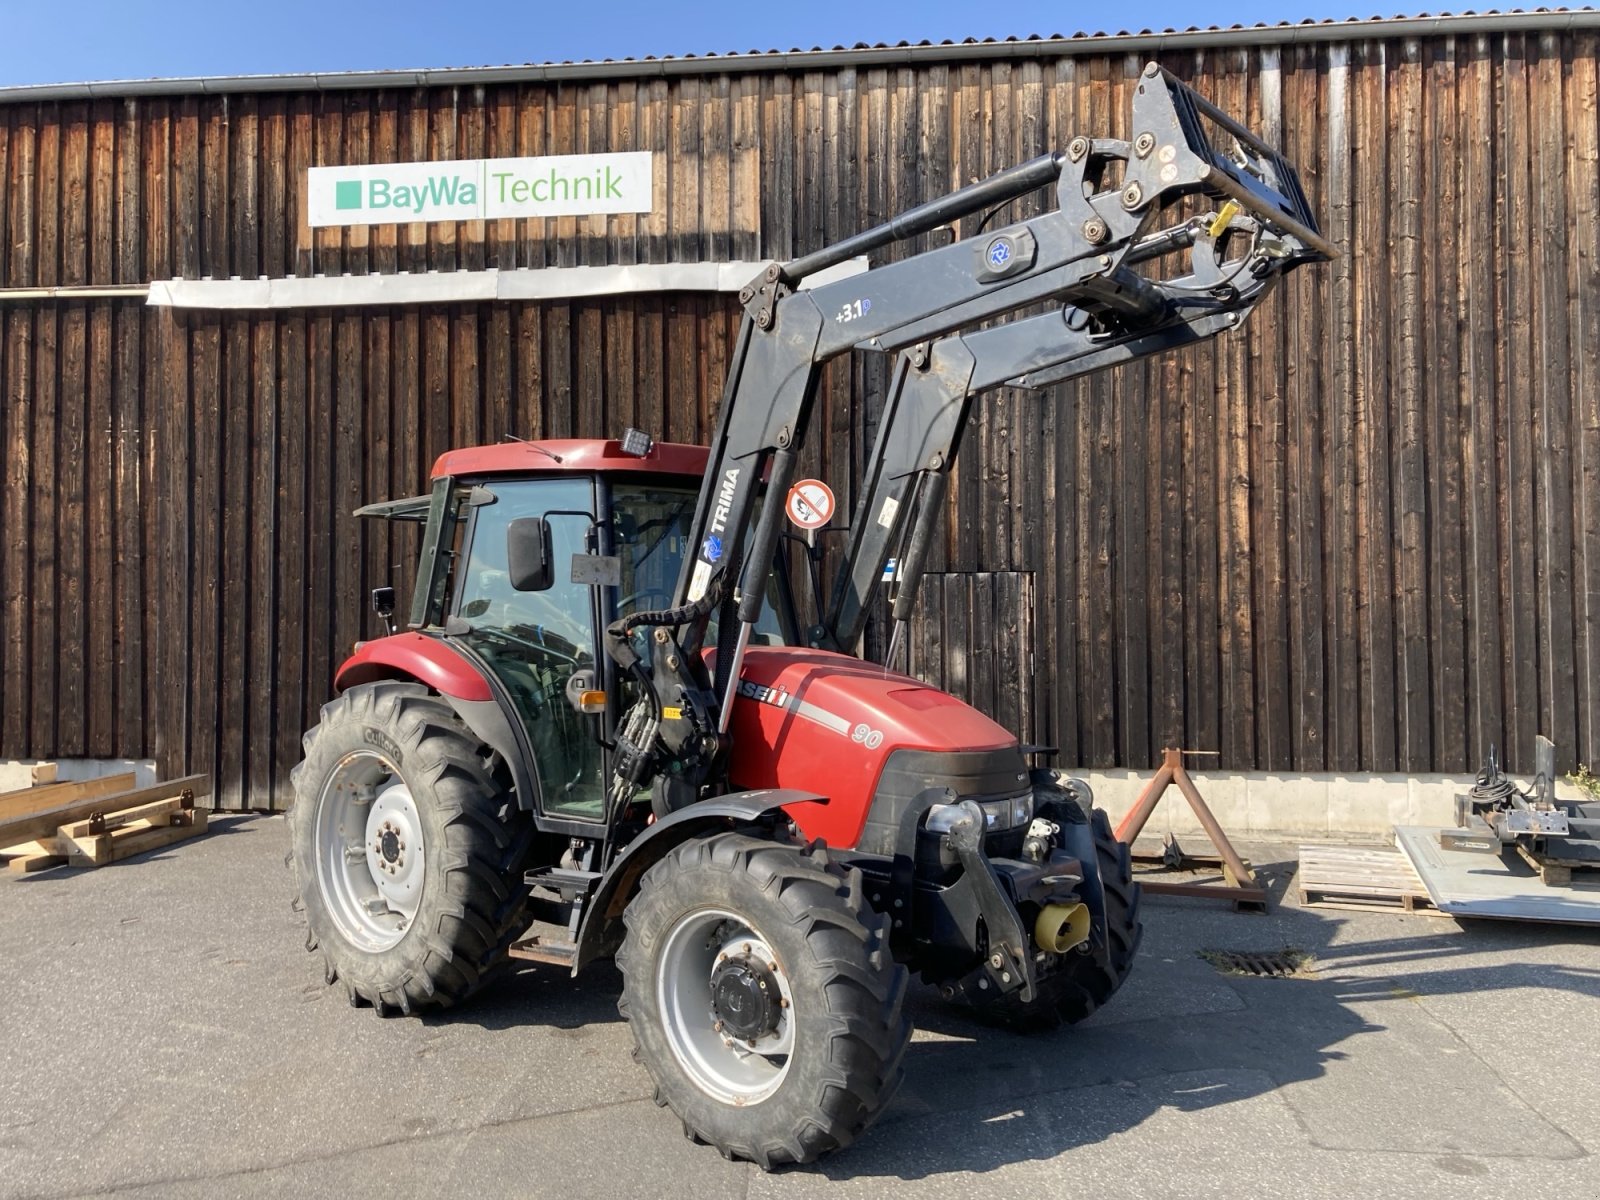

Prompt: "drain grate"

[1198,947,1313,978]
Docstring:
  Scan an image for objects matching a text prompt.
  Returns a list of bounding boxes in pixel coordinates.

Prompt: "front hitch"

[941,800,1040,1004]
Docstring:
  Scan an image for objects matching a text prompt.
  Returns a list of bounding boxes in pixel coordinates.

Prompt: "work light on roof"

[619,427,655,458]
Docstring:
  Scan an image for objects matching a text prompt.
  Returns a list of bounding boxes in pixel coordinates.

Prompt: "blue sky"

[1,1,1388,87]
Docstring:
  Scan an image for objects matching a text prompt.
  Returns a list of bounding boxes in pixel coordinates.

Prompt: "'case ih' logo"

[738,679,790,709]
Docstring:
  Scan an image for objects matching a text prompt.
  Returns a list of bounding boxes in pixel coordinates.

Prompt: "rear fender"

[337,632,493,701]
[572,789,826,974]
[335,633,540,813]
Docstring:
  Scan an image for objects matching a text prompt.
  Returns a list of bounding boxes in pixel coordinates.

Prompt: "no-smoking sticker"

[785,478,836,530]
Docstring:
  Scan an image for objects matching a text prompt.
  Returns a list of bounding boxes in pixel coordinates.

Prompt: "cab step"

[524,865,601,901]
[508,933,579,966]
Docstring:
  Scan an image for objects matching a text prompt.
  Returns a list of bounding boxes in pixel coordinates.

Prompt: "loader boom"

[604,63,1331,808]
[817,211,1291,655]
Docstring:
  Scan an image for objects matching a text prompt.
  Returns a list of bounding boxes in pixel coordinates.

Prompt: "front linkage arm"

[606,64,1332,807]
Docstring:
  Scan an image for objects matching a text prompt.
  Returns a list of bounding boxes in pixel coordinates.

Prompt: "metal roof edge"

[1,10,1597,104]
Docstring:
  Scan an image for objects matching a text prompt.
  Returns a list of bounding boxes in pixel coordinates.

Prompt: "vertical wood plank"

[1499,34,1540,770]
[1325,43,1363,769]
[30,106,61,755]
[1569,37,1600,769]
[1355,40,1398,770]
[249,314,280,806]
[1425,37,1467,773]
[1461,35,1506,764]
[57,103,90,756]
[1532,32,1579,769]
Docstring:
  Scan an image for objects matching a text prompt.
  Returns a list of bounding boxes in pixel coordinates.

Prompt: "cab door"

[449,477,607,822]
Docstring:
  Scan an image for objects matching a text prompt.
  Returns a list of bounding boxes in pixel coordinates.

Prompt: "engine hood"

[720,645,1018,849]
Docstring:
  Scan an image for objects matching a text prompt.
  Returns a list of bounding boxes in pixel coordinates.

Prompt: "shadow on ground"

[809,891,1600,1182]
[410,846,1600,1182]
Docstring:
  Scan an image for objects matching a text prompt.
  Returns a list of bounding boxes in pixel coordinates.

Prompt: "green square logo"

[334,179,363,211]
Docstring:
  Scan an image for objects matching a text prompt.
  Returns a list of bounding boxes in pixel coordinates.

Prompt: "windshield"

[611,480,789,647]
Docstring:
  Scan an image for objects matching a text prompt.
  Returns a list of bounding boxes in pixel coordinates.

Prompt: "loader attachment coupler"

[1149,65,1333,261]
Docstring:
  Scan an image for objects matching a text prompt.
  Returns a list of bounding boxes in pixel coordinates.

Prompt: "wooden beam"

[0,772,137,820]
[0,774,209,848]
[56,795,188,839]
[7,850,68,874]
[66,809,208,866]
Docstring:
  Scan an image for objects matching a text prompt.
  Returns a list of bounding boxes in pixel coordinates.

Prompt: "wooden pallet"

[1297,842,1442,915]
[0,775,211,873]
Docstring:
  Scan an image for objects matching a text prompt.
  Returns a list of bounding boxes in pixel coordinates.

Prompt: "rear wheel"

[617,833,911,1168]
[289,681,533,1014]
[967,806,1142,1030]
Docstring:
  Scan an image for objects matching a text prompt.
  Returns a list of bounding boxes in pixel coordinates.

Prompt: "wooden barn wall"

[1,30,1598,809]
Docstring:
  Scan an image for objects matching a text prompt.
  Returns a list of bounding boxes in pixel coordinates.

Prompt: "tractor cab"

[348,436,792,828]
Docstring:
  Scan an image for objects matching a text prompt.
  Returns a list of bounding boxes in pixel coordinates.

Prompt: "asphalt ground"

[3,814,1599,1200]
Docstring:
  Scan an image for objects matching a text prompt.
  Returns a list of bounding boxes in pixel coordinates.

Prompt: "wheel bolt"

[713,1020,724,1032]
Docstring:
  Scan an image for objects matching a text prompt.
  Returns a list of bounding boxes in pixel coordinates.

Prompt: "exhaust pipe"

[1033,902,1092,954]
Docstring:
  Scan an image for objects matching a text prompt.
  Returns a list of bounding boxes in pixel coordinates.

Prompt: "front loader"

[289,64,1330,1168]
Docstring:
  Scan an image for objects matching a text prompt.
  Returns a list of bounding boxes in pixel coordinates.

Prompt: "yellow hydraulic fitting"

[1034,901,1092,954]
[1208,199,1242,240]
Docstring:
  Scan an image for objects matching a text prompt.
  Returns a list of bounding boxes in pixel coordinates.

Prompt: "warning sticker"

[687,559,713,601]
[785,479,836,530]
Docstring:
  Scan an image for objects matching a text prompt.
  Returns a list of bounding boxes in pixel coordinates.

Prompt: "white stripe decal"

[793,699,852,736]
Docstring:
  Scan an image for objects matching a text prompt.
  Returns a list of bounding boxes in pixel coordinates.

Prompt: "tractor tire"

[967,806,1143,1031]
[289,681,534,1015]
[617,833,911,1169]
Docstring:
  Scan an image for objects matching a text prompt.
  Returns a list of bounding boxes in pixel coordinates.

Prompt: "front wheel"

[288,681,533,1015]
[617,834,911,1169]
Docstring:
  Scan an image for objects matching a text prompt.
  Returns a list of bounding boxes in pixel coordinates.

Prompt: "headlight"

[924,793,1033,834]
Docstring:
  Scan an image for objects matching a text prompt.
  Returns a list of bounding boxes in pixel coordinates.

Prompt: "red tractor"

[290,65,1330,1167]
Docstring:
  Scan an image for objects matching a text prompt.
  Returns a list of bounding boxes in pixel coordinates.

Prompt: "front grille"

[855,744,1030,857]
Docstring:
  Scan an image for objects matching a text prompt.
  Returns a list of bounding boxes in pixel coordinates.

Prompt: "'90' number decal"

[851,723,885,750]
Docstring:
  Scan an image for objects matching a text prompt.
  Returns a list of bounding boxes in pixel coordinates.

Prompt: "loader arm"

[603,63,1331,809]
[816,209,1292,656]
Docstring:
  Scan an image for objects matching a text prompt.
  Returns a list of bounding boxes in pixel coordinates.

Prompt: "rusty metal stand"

[1115,747,1268,912]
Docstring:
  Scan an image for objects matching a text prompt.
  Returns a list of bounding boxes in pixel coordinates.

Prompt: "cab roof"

[431,438,709,480]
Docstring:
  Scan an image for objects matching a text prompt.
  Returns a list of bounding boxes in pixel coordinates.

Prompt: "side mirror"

[507,517,554,592]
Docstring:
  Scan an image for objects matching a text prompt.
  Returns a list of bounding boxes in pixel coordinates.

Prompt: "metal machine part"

[1454,737,1600,873]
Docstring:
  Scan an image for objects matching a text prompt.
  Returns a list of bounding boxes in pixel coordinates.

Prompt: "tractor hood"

[721,645,1018,849]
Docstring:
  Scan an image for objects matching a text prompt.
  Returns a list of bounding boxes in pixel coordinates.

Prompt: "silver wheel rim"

[313,750,424,952]
[656,908,795,1105]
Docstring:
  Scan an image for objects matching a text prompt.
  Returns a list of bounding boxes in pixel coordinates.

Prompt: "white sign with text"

[308,151,653,227]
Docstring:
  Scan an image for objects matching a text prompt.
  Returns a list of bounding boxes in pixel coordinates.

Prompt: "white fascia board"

[146,258,869,311]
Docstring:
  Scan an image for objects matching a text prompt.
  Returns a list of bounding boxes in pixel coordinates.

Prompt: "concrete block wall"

[0,759,158,793]
[1071,768,1591,842]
